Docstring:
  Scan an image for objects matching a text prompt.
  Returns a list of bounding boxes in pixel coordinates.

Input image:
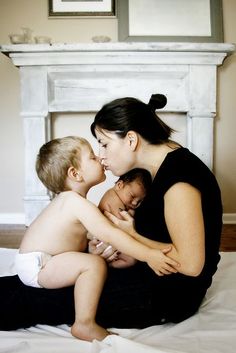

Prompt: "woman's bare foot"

[71,321,110,342]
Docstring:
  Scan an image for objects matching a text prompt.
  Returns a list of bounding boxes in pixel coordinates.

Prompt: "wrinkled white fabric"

[0,249,236,353]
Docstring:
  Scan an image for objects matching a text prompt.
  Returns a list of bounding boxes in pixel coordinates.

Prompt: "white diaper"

[15,251,52,288]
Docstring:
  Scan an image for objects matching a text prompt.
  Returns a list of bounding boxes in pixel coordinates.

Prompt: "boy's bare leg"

[38,252,109,341]
[71,254,109,341]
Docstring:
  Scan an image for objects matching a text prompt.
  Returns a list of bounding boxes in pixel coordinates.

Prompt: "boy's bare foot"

[71,322,111,342]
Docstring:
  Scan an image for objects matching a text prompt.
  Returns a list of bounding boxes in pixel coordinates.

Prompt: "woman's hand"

[88,238,119,263]
[104,209,136,236]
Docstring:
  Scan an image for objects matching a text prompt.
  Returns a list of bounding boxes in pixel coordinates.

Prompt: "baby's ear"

[68,166,83,182]
[115,180,124,190]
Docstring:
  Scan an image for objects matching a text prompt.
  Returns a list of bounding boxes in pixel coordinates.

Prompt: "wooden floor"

[0,224,236,251]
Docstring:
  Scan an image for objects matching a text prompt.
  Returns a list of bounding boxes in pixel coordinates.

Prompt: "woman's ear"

[126,131,138,151]
[67,166,83,182]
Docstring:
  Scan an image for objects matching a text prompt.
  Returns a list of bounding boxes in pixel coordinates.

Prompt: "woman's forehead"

[95,128,119,140]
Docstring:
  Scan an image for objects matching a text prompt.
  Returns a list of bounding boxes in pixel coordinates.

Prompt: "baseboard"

[223,213,236,224]
[0,212,235,225]
[0,213,25,225]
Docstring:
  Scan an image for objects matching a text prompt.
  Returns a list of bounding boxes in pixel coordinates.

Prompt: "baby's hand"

[147,246,180,276]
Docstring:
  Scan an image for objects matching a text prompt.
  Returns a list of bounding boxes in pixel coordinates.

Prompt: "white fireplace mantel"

[1,42,234,225]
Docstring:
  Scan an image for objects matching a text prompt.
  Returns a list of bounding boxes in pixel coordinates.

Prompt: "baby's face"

[116,180,146,211]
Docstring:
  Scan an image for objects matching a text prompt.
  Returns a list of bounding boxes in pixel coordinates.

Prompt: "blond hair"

[36,136,89,194]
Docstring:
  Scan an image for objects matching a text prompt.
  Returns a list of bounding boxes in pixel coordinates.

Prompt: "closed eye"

[98,139,107,148]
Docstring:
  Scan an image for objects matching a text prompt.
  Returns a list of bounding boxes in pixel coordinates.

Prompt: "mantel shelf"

[1,42,235,54]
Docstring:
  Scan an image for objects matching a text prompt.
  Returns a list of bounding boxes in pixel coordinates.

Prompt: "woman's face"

[95,128,135,176]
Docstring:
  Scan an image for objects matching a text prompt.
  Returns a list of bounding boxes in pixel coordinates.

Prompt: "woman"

[0,94,222,330]
[90,93,222,326]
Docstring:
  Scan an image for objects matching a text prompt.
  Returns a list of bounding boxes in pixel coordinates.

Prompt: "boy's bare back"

[20,191,88,255]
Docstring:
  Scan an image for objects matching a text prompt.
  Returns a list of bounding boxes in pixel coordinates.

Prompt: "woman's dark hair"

[91,94,174,144]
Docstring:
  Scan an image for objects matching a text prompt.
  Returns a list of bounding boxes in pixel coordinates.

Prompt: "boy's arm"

[68,192,179,275]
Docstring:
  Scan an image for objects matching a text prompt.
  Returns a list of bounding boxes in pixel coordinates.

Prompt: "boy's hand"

[147,246,180,276]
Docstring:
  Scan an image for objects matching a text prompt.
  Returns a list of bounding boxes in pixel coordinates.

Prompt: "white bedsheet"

[0,248,236,353]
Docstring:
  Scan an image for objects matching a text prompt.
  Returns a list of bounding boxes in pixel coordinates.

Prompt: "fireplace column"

[20,66,51,225]
[187,64,217,168]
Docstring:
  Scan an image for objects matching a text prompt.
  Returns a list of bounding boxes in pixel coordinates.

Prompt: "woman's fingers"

[106,250,119,263]
[104,210,119,225]
[118,209,134,220]
[88,239,108,255]
[88,239,118,262]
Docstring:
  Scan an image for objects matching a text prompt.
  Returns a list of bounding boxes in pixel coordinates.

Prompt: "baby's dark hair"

[117,168,152,193]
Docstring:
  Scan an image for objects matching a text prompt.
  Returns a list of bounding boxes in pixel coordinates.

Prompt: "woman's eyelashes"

[98,139,107,149]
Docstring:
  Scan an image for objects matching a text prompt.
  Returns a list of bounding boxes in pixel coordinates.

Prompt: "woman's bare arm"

[163,182,205,276]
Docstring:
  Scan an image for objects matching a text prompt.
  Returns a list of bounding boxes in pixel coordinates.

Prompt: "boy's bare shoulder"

[58,190,97,211]
[58,190,83,202]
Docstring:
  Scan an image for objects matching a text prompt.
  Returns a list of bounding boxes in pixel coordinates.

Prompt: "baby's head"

[36,136,91,194]
[114,168,152,211]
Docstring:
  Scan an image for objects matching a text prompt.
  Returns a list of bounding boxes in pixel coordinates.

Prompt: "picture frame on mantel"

[118,0,223,42]
[49,0,116,17]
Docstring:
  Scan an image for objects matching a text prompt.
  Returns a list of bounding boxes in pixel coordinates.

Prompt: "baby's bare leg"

[38,252,109,341]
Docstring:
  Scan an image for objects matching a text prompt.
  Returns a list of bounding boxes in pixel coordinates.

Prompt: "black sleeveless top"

[135,147,222,286]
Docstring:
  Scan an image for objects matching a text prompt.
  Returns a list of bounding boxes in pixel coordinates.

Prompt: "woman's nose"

[99,148,105,158]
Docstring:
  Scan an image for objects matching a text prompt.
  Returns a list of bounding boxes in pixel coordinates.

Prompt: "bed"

[0,247,236,353]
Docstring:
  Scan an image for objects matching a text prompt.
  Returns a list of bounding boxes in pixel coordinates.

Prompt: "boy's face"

[80,144,106,187]
[115,180,146,211]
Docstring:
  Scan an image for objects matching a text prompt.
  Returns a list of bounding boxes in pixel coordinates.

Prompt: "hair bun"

[148,94,167,110]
